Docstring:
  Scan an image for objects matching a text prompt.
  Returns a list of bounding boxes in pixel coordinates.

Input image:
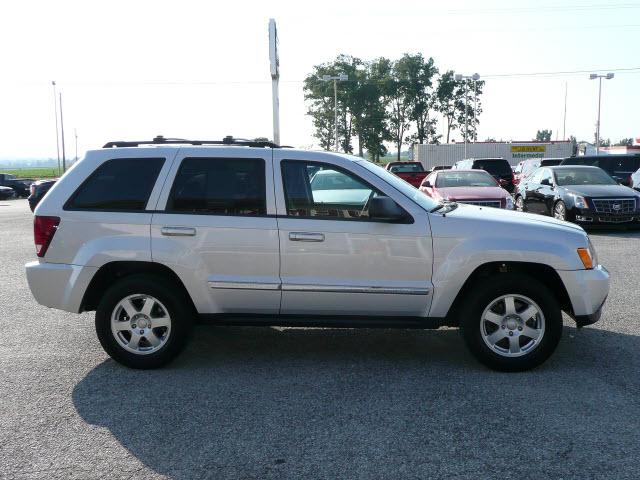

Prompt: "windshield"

[389,163,424,173]
[358,160,439,211]
[310,171,366,190]
[435,171,498,188]
[555,168,617,186]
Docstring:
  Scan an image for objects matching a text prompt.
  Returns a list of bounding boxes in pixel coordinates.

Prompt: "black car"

[0,185,16,200]
[515,165,640,226]
[452,158,514,193]
[561,154,640,187]
[28,179,56,212]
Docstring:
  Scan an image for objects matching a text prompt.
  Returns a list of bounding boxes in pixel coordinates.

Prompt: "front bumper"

[573,208,640,226]
[557,265,610,326]
[25,261,97,313]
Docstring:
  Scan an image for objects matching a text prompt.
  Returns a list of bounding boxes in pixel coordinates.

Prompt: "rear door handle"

[161,226,197,236]
[289,232,325,242]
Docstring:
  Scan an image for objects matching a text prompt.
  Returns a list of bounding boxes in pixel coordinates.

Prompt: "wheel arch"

[80,261,196,313]
[445,261,573,326]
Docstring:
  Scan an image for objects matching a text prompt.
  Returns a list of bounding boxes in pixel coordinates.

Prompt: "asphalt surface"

[1,198,639,479]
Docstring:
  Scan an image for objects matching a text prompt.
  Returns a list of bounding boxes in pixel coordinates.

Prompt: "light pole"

[589,73,614,154]
[51,81,61,175]
[59,92,66,172]
[321,74,348,152]
[454,73,480,158]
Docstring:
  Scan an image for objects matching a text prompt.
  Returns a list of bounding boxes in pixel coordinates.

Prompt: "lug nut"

[139,330,144,335]
[132,324,136,329]
[501,325,506,329]
[518,326,523,331]
[509,331,513,336]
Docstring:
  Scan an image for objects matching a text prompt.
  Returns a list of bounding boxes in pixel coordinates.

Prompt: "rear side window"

[167,157,266,215]
[66,158,164,211]
[473,159,511,175]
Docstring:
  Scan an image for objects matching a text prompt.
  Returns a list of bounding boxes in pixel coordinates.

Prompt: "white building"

[412,141,574,169]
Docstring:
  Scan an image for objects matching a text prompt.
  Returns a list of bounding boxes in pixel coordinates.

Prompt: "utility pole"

[51,81,60,175]
[589,73,614,155]
[455,73,480,158]
[269,19,280,145]
[321,74,348,152]
[59,92,66,172]
[562,82,567,140]
[74,129,78,164]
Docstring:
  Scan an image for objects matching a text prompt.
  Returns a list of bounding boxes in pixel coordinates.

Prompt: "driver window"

[281,160,380,219]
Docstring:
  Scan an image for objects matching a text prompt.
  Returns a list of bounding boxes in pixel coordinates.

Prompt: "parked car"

[28,179,57,212]
[561,154,640,187]
[419,169,514,209]
[515,165,640,226]
[452,158,515,193]
[26,136,609,372]
[0,185,16,200]
[632,166,640,192]
[0,173,32,197]
[514,158,563,186]
[385,161,428,187]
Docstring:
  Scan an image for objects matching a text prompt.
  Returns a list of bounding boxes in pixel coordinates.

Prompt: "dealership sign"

[511,145,546,160]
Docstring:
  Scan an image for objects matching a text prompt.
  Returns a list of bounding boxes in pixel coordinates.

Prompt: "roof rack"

[102,135,281,149]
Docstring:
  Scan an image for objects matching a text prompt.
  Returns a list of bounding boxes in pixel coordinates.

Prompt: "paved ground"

[1,198,639,479]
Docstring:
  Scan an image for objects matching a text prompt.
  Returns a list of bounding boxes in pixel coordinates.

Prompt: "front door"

[273,151,433,317]
[151,148,281,314]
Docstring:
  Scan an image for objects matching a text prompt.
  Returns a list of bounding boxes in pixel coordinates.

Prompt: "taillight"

[34,216,60,257]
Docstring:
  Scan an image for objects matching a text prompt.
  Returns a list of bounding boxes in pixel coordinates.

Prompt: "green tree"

[535,129,552,141]
[403,54,439,145]
[615,138,633,146]
[436,71,458,143]
[454,79,484,142]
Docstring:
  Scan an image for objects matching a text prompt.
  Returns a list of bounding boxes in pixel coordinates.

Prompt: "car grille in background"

[592,198,636,214]
[459,200,502,208]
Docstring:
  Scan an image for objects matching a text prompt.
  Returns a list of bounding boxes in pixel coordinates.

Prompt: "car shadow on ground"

[73,324,640,479]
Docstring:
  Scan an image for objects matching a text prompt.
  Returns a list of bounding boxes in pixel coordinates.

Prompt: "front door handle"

[289,232,325,242]
[161,226,197,236]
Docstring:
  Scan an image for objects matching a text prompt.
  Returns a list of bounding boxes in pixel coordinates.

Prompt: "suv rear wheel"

[459,274,562,371]
[95,274,193,369]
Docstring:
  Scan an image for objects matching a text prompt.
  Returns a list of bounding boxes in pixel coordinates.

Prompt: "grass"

[0,167,60,179]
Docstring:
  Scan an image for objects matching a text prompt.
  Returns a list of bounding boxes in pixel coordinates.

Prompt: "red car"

[419,169,514,209]
[385,162,428,188]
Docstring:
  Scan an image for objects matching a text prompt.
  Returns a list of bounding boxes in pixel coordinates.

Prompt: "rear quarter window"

[65,158,165,211]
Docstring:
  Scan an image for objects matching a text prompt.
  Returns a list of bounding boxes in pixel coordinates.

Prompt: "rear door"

[273,150,433,317]
[151,148,281,314]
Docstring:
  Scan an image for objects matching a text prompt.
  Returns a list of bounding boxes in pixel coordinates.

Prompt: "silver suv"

[26,137,610,371]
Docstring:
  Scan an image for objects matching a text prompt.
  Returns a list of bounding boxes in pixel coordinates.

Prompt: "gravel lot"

[1,198,639,479]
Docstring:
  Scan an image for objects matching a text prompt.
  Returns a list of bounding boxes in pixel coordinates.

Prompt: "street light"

[454,73,480,158]
[321,74,349,152]
[589,72,614,154]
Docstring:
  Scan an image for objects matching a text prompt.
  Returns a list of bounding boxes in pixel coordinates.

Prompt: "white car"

[26,137,610,371]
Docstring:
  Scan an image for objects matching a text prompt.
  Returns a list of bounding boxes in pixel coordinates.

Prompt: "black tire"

[459,273,562,372]
[515,195,526,212]
[95,274,194,369]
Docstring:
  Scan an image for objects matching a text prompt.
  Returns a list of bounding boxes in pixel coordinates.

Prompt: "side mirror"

[369,196,407,222]
[540,178,551,186]
[422,180,432,188]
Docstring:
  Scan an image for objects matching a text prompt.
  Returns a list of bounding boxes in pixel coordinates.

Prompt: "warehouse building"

[412,141,575,170]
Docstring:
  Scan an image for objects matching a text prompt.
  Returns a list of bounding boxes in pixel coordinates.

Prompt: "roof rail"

[102,135,281,149]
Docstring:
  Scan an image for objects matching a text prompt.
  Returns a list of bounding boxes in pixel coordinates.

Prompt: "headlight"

[505,196,514,210]
[570,194,588,209]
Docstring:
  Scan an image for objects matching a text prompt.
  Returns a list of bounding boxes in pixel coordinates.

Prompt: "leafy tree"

[615,138,633,146]
[454,79,484,142]
[400,54,439,145]
[535,129,552,141]
[436,71,458,143]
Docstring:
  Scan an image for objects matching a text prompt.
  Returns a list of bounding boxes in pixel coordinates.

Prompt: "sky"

[0,0,638,160]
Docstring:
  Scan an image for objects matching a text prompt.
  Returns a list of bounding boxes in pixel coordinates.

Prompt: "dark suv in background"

[452,158,515,193]
[561,155,640,187]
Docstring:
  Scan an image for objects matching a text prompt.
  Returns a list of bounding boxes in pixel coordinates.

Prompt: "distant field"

[0,167,60,179]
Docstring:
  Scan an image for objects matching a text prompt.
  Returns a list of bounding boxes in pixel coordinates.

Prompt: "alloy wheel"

[110,294,172,355]
[480,294,545,357]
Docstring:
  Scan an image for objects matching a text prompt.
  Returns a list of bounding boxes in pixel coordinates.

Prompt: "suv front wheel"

[95,274,193,369]
[459,273,562,371]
